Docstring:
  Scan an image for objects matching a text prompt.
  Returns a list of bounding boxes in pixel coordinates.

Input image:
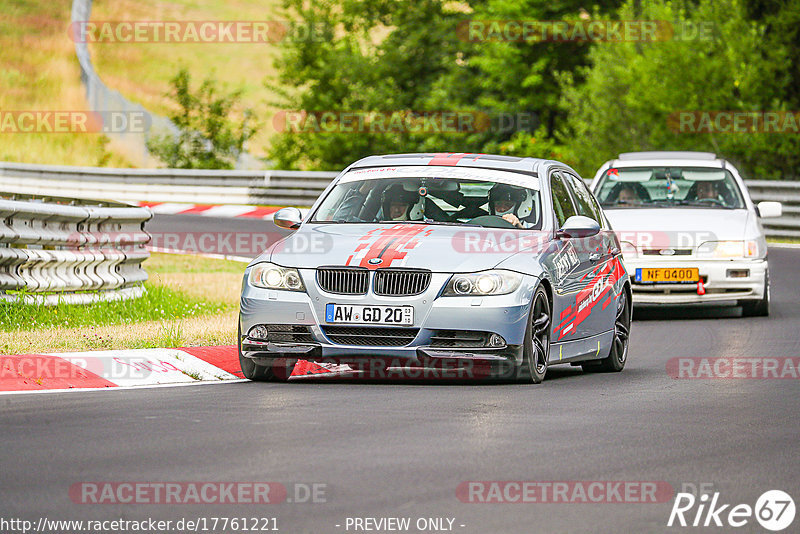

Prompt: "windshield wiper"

[376,219,479,227]
[676,200,732,209]
[420,219,480,227]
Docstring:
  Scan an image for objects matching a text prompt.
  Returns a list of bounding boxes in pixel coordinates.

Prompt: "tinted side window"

[563,172,603,224]
[550,172,577,227]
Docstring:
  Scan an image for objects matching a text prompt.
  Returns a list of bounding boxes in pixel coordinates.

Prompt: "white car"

[591,151,781,316]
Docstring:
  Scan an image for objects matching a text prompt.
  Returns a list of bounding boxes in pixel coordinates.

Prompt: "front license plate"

[635,267,700,284]
[325,304,414,325]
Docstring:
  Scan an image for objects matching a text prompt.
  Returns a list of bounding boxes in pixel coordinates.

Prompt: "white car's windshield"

[312,176,542,229]
[595,167,745,209]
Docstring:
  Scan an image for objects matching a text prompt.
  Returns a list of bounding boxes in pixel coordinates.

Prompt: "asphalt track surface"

[1,215,799,533]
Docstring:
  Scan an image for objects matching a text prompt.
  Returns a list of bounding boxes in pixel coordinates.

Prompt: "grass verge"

[0,0,283,166]
[0,252,245,355]
[767,237,800,245]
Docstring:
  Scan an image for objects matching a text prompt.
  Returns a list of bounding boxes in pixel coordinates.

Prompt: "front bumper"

[625,257,767,305]
[239,269,535,368]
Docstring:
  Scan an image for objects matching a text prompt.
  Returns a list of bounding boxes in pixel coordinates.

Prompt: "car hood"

[259,223,548,272]
[604,208,751,247]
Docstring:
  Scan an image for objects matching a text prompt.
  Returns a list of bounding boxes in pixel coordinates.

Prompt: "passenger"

[489,184,535,228]
[617,185,640,204]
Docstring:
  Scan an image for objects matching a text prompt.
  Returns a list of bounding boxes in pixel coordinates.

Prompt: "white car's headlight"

[443,270,523,296]
[249,263,305,291]
[698,240,759,259]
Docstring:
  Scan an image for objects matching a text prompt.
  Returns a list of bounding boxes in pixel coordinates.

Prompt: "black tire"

[237,325,294,382]
[741,273,769,317]
[516,285,551,384]
[584,286,631,373]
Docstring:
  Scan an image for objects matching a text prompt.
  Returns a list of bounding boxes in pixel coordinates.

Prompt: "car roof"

[610,151,726,169]
[346,153,567,176]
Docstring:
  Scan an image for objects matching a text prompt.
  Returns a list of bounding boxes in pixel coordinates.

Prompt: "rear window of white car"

[595,167,745,209]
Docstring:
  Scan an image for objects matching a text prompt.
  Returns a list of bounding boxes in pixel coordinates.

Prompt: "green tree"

[147,68,257,169]
[268,0,472,170]
[268,0,623,170]
[558,0,799,179]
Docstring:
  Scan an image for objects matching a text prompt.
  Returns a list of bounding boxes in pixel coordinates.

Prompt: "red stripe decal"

[347,225,433,269]
[428,153,470,166]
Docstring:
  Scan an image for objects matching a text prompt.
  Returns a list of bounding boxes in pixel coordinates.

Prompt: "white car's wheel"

[741,272,769,317]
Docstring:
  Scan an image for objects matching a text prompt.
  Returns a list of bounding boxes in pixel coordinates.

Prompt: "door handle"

[589,252,601,262]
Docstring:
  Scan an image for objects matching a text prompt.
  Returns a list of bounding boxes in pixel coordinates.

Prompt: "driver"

[489,184,534,228]
[381,184,421,221]
[695,181,721,201]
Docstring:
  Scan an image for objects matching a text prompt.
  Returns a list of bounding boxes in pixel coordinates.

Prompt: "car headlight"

[697,240,759,259]
[442,270,523,296]
[249,263,305,291]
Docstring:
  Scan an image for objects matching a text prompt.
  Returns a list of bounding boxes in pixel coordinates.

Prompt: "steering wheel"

[467,215,516,228]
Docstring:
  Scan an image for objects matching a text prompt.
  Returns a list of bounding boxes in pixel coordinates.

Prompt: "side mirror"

[556,215,601,239]
[756,201,782,219]
[273,207,303,230]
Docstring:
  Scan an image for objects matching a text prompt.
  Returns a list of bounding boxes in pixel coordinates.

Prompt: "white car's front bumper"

[624,257,767,305]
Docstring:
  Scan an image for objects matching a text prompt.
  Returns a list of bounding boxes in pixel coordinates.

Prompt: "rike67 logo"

[668,489,795,531]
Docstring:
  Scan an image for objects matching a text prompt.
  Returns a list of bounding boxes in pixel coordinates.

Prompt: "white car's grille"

[641,248,693,256]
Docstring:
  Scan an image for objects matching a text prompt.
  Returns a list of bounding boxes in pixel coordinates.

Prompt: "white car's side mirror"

[757,201,782,218]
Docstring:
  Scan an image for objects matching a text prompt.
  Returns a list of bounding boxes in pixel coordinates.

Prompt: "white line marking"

[0,379,249,396]
[768,242,800,249]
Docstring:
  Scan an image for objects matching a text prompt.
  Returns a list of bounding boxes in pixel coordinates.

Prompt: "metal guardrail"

[745,181,800,238]
[1,161,798,237]
[0,194,152,305]
[0,161,337,207]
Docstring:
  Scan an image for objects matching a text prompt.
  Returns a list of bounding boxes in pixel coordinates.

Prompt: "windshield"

[594,167,745,209]
[312,172,542,229]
